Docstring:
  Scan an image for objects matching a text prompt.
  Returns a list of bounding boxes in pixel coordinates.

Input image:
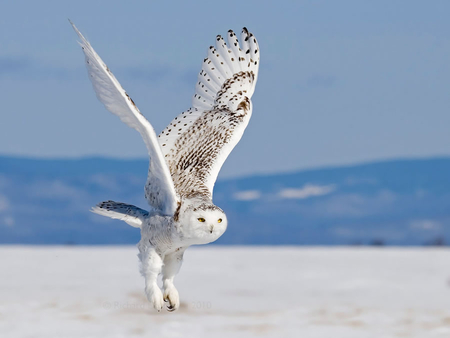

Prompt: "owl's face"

[180,204,228,244]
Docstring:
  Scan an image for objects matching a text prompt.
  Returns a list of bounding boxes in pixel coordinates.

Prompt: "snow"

[1,246,450,337]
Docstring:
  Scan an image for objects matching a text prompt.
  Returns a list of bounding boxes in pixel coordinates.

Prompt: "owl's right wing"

[158,28,259,200]
[70,21,179,215]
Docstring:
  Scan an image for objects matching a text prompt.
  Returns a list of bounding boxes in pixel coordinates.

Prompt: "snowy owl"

[70,21,259,312]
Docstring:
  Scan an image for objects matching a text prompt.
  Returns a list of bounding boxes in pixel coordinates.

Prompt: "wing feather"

[227,30,244,73]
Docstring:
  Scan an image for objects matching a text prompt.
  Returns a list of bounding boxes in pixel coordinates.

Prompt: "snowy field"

[1,246,450,337]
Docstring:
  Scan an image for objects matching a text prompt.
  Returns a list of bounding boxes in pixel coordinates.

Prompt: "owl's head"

[179,202,228,244]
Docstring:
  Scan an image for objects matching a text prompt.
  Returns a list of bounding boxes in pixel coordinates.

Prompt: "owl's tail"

[191,27,260,112]
[91,200,149,228]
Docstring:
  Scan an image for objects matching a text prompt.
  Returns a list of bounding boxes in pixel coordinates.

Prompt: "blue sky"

[1,1,450,177]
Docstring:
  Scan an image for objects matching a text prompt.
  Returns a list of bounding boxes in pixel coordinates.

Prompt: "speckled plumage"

[71,21,259,312]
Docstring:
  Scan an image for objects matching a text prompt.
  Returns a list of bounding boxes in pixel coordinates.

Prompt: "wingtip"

[68,18,77,31]
[90,205,100,214]
[68,19,86,44]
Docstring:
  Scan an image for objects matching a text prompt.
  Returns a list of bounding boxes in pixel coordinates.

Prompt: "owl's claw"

[163,285,180,312]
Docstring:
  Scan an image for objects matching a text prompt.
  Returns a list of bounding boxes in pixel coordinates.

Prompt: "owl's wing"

[158,28,259,200]
[71,21,178,215]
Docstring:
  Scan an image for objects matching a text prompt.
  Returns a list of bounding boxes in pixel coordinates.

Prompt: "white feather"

[215,35,235,74]
[227,30,243,73]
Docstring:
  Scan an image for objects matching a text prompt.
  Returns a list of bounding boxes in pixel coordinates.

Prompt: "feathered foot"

[145,284,164,312]
[163,282,180,312]
[138,246,164,312]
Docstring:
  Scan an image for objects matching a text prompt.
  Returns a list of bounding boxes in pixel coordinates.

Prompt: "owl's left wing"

[158,28,259,200]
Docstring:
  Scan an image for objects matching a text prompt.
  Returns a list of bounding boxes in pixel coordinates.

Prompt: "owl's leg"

[138,245,164,312]
[162,247,186,312]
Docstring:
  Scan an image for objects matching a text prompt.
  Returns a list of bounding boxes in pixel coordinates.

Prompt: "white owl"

[71,21,259,312]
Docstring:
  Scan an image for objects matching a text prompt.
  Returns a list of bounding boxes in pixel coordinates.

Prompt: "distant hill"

[0,155,449,245]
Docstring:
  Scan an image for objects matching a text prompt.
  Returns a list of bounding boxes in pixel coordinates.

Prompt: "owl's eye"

[217,218,222,223]
[197,218,205,222]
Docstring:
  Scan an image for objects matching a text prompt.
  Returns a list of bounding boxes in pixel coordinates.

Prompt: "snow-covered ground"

[1,246,449,337]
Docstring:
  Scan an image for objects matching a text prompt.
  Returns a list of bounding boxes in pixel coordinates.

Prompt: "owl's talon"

[163,285,180,312]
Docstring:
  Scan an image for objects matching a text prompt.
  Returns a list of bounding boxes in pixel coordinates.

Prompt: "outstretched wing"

[70,21,178,215]
[158,28,259,200]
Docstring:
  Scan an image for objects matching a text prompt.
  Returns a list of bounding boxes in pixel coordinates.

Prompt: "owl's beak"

[209,225,214,233]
